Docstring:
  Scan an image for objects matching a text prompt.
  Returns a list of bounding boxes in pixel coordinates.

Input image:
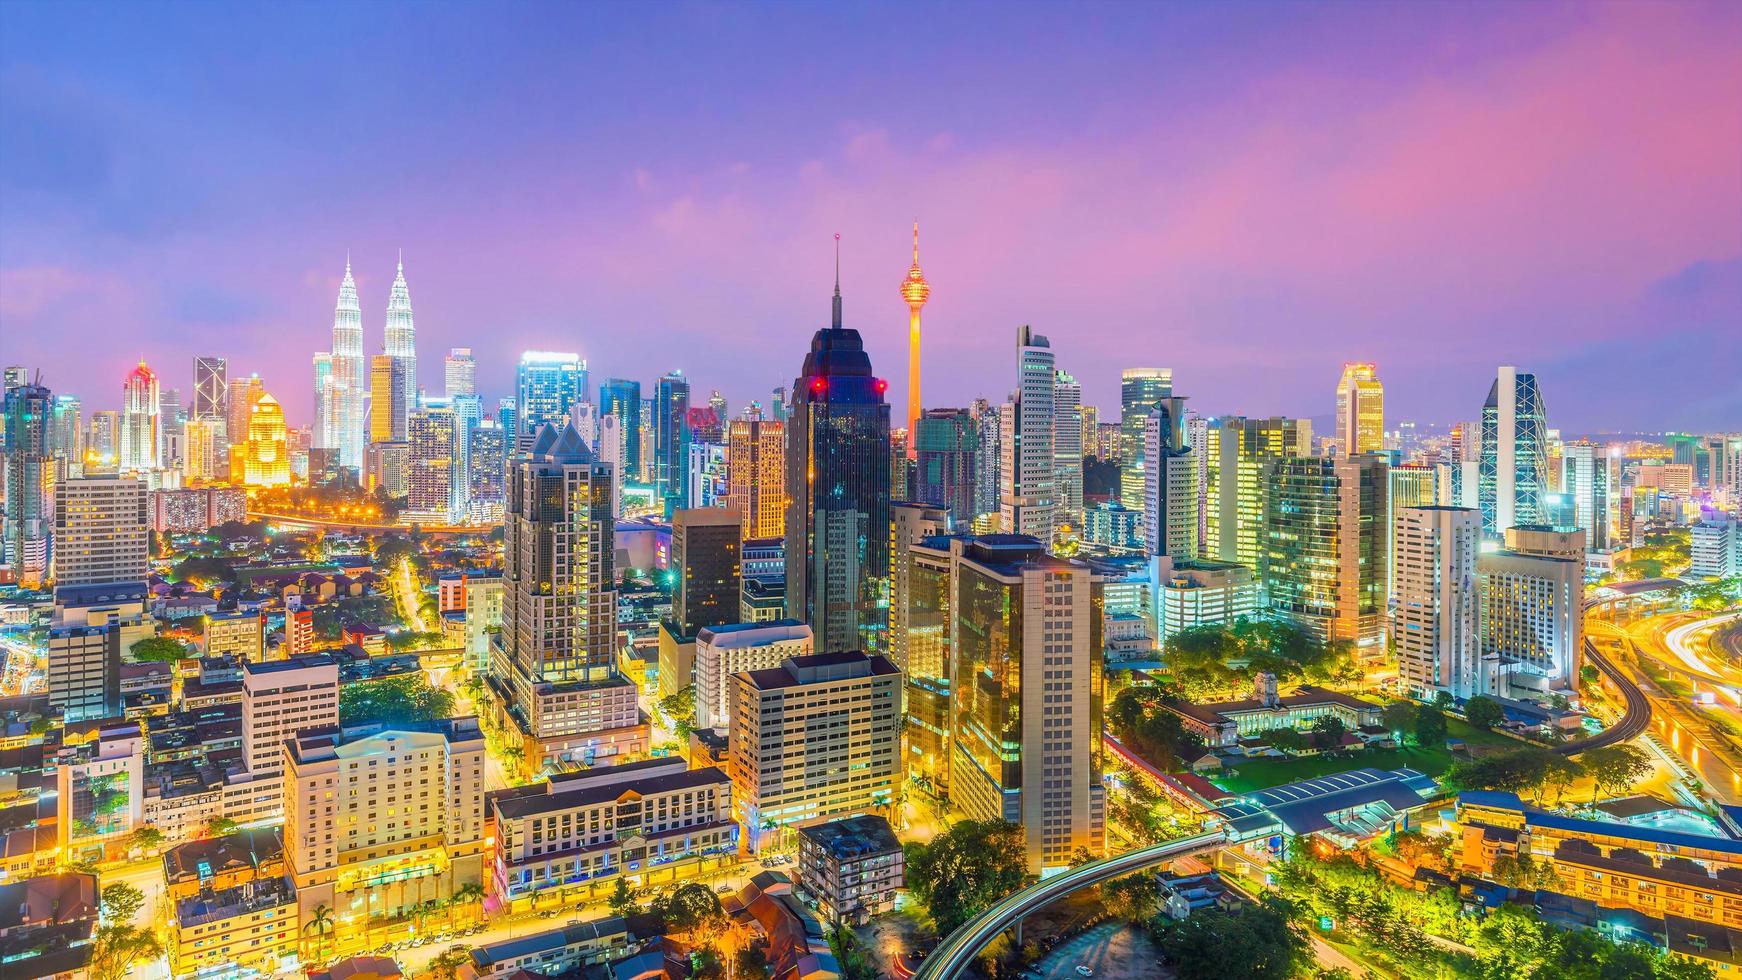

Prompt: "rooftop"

[796,814,901,860]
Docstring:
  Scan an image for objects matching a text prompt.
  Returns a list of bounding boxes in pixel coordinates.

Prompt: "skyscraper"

[597,379,642,477]
[1120,367,1172,507]
[408,402,466,524]
[330,259,367,472]
[466,419,507,523]
[311,353,333,451]
[784,255,892,654]
[726,417,785,539]
[515,352,587,451]
[226,373,264,475]
[899,221,931,458]
[3,377,54,584]
[369,354,408,444]
[1262,454,1389,650]
[384,252,417,415]
[889,503,956,793]
[1395,506,1482,699]
[948,535,1104,873]
[1000,326,1056,538]
[51,393,83,464]
[1478,366,1550,537]
[53,473,149,589]
[1561,442,1610,552]
[490,421,645,767]
[655,371,691,513]
[671,507,742,635]
[1201,415,1313,568]
[913,408,978,520]
[1142,396,1196,559]
[445,347,476,397]
[1335,362,1385,456]
[1053,369,1083,531]
[241,393,291,488]
[119,361,162,472]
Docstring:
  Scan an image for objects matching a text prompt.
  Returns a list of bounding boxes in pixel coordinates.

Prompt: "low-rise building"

[1165,674,1382,749]
[205,611,265,662]
[465,916,632,978]
[487,757,735,912]
[0,873,99,980]
[795,814,903,925]
[170,873,299,979]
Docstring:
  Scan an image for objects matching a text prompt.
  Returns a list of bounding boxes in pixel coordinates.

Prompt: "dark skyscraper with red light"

[785,259,893,654]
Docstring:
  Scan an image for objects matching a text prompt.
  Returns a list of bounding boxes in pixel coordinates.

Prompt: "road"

[1031,922,1170,979]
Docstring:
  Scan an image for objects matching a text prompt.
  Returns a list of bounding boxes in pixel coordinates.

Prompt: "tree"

[100,882,145,924]
[88,923,163,980]
[1463,696,1505,730]
[1260,727,1308,754]
[1101,873,1160,923]
[1412,706,1448,749]
[1310,715,1347,750]
[1380,700,1417,738]
[905,819,1033,935]
[1580,664,1601,688]
[129,636,187,662]
[666,882,728,949]
[451,881,485,924]
[128,826,164,854]
[1150,895,1305,980]
[303,903,335,963]
[608,876,639,917]
[338,674,456,727]
[1433,690,1455,712]
[430,947,472,980]
[205,816,239,838]
[1584,744,1653,802]
[659,685,698,740]
[734,944,772,980]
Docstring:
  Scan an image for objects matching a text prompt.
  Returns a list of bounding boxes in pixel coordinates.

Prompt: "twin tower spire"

[323,252,416,471]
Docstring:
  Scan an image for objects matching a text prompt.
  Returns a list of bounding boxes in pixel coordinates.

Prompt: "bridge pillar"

[1013,915,1022,947]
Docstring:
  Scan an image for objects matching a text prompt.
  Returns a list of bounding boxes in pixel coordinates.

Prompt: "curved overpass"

[911,829,1238,980]
[1555,633,1650,755]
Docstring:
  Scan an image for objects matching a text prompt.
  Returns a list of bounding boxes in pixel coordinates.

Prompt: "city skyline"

[3,3,1738,431]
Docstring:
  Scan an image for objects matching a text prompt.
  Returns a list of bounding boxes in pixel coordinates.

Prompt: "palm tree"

[303,904,335,963]
[452,882,486,927]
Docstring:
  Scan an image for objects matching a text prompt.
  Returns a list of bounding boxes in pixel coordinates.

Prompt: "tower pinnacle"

[831,233,843,330]
[900,222,931,456]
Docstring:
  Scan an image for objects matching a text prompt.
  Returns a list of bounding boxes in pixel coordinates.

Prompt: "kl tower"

[898,221,931,457]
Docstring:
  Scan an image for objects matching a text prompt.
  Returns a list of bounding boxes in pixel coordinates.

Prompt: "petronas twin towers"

[314,254,416,469]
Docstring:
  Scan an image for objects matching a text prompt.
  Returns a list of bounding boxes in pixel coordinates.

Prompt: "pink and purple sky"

[2,2,1738,432]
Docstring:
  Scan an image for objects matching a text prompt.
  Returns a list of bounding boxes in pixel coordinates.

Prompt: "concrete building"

[1394,506,1483,700]
[889,505,959,796]
[727,651,902,851]
[1200,416,1312,569]
[204,611,264,661]
[1691,516,1738,579]
[948,535,1105,873]
[726,418,785,540]
[52,473,148,590]
[1478,548,1583,694]
[283,717,486,928]
[999,326,1057,539]
[1335,362,1385,456]
[1142,397,1196,560]
[466,917,632,979]
[1151,556,1259,647]
[487,758,735,911]
[694,620,813,732]
[240,655,340,821]
[1261,455,1389,652]
[671,508,742,635]
[48,583,154,723]
[795,814,904,925]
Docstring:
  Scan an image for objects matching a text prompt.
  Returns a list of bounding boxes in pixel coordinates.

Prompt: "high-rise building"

[53,473,148,589]
[1000,326,1056,538]
[1478,546,1582,693]
[948,535,1104,873]
[889,503,955,794]
[597,378,642,477]
[370,354,408,444]
[913,408,977,520]
[972,398,1000,519]
[1143,396,1196,560]
[1561,442,1610,552]
[384,253,418,415]
[52,393,84,463]
[88,410,119,466]
[1120,368,1173,510]
[1053,369,1084,531]
[3,378,54,585]
[899,221,931,457]
[192,355,229,434]
[1479,366,1550,537]
[408,402,466,524]
[119,361,162,472]
[1395,506,1482,699]
[48,585,152,723]
[784,269,892,654]
[672,508,742,635]
[241,392,291,488]
[1262,455,1389,650]
[311,352,333,451]
[224,374,264,478]
[329,260,367,472]
[489,422,645,767]
[726,418,785,539]
[241,656,340,808]
[1335,362,1384,456]
[727,651,903,850]
[158,387,185,468]
[515,352,587,451]
[693,620,813,731]
[283,717,486,930]
[655,371,691,513]
[445,347,476,397]
[1201,416,1312,568]
[1387,463,1440,600]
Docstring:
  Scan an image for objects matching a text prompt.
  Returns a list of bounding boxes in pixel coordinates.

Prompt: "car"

[1076,967,1095,977]
[715,883,733,894]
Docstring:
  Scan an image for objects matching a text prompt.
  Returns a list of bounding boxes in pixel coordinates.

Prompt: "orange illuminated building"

[899,221,931,459]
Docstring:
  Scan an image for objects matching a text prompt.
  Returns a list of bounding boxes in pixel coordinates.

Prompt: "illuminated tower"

[120,360,161,472]
[330,257,366,472]
[384,251,416,424]
[1335,362,1384,456]
[899,221,931,459]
